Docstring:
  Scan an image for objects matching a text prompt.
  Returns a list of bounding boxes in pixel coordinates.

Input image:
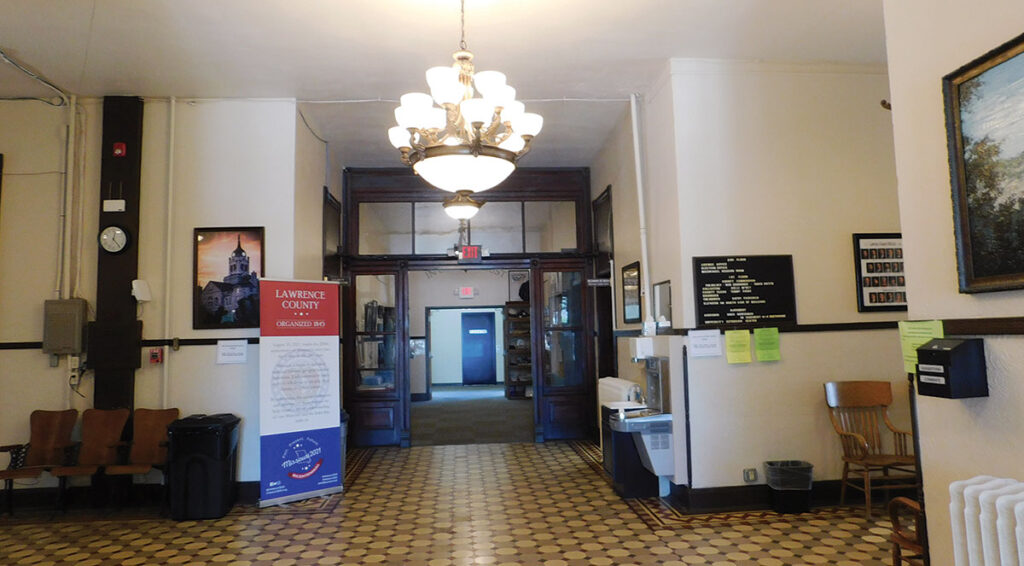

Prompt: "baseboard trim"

[669,480,916,513]
[411,392,431,402]
[5,482,263,510]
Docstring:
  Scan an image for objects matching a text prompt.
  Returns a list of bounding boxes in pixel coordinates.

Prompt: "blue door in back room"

[461,312,496,385]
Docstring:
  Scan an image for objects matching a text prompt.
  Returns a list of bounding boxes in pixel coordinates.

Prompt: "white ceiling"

[0,0,887,170]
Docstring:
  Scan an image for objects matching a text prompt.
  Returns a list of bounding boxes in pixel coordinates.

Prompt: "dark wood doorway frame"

[340,168,596,447]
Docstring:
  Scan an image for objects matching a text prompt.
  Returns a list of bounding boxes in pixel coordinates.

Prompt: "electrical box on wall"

[916,338,988,399]
[42,298,89,354]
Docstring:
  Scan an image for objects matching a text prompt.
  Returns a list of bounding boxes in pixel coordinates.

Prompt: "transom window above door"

[344,168,591,259]
[358,200,577,256]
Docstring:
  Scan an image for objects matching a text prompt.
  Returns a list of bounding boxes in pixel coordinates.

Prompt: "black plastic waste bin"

[167,413,241,520]
[764,460,813,513]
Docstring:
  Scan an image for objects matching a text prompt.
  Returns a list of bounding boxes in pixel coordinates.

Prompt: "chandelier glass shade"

[388,11,542,194]
[442,190,483,220]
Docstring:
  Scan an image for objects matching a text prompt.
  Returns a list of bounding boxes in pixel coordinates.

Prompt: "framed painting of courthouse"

[944,31,1024,292]
[853,233,907,312]
[193,226,265,329]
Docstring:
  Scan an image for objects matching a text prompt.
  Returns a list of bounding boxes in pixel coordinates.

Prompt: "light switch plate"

[102,199,126,212]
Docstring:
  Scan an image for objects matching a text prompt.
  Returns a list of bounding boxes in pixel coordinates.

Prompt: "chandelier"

[388,0,543,219]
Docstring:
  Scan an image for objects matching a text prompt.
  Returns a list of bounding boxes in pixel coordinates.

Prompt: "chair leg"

[892,540,901,566]
[840,463,849,506]
[883,466,891,509]
[56,476,67,512]
[864,468,872,519]
[4,478,12,516]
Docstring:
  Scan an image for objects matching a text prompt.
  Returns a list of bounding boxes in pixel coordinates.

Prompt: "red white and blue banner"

[258,279,342,507]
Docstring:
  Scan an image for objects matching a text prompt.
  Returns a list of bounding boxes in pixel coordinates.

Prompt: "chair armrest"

[836,430,871,457]
[889,497,924,549]
[890,429,913,456]
[0,443,28,470]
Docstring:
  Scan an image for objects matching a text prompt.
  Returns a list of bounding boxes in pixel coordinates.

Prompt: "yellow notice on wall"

[754,327,781,362]
[898,320,944,373]
[724,330,752,364]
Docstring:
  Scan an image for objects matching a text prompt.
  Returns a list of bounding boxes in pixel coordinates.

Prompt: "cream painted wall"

[883,1,1024,561]
[0,98,316,484]
[643,68,685,326]
[294,114,328,281]
[0,100,101,487]
[0,101,74,343]
[628,60,909,489]
[670,60,901,327]
[589,106,644,331]
[684,331,908,488]
[590,106,647,386]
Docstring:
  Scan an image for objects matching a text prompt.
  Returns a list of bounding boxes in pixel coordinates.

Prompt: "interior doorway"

[424,306,505,389]
[410,270,534,446]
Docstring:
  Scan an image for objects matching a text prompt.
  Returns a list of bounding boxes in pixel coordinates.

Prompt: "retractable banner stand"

[258,279,342,507]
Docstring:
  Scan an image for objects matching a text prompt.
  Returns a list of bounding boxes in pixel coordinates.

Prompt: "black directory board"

[693,255,797,327]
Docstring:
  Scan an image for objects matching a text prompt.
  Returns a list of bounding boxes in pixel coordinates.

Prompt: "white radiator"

[950,476,1024,565]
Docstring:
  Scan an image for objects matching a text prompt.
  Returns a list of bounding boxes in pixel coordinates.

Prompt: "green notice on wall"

[898,320,944,373]
[754,327,781,362]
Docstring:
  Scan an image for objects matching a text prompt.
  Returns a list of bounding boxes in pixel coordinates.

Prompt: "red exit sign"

[459,245,482,263]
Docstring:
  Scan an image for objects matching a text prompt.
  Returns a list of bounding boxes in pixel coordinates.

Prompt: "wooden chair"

[105,408,179,505]
[0,409,78,514]
[50,408,130,509]
[824,380,918,517]
[889,496,926,565]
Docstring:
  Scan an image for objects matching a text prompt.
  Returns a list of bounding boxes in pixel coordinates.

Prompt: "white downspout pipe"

[630,93,653,327]
[161,97,176,409]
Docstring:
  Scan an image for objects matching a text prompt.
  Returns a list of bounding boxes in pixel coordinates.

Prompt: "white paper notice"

[688,329,722,357]
[217,339,248,364]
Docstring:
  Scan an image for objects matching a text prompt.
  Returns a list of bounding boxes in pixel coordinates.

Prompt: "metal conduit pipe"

[162,97,176,409]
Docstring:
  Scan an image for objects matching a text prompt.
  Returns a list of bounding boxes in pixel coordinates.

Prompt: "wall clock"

[99,225,130,253]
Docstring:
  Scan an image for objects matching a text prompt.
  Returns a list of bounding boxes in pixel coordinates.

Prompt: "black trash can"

[764,460,813,514]
[167,413,241,520]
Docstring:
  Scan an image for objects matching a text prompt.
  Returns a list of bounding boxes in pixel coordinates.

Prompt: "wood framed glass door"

[343,267,408,446]
[534,260,595,441]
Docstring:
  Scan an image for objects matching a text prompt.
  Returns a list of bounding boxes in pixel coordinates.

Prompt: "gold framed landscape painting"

[944,31,1024,293]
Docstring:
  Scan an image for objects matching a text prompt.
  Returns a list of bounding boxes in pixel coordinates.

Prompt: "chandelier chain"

[459,0,467,50]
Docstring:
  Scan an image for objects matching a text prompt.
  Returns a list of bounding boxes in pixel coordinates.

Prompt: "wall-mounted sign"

[693,255,797,328]
[458,245,482,263]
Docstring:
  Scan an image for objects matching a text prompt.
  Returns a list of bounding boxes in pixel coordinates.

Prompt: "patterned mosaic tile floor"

[0,442,895,565]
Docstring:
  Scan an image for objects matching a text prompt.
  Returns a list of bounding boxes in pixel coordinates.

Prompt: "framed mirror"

[653,280,671,325]
[621,261,641,323]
